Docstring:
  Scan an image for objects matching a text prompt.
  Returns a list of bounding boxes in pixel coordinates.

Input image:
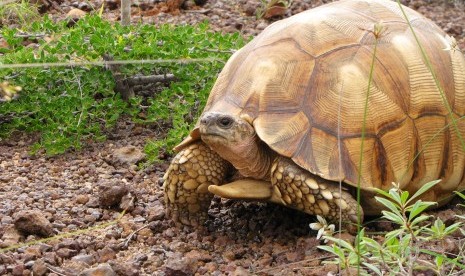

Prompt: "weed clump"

[0,15,246,156]
[316,181,465,275]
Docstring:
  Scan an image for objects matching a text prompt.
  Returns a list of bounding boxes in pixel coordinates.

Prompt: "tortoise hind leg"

[270,157,362,229]
[163,141,230,226]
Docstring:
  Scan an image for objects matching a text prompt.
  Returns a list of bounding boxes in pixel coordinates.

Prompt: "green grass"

[0,0,40,27]
[0,15,246,156]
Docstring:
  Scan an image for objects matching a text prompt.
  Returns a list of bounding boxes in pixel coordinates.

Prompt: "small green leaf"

[363,262,382,275]
[435,255,444,267]
[443,222,462,235]
[389,188,403,205]
[322,236,354,251]
[331,245,347,262]
[410,214,431,228]
[400,190,410,204]
[373,187,391,199]
[381,210,404,225]
[384,228,403,243]
[317,245,337,255]
[361,237,381,250]
[454,190,465,200]
[376,196,402,216]
[406,179,441,204]
[407,200,434,221]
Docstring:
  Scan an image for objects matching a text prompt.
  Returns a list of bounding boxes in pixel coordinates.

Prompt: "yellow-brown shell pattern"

[199,0,465,203]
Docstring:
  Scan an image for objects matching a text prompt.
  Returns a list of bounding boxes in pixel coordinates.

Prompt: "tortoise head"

[199,112,256,147]
[199,111,273,179]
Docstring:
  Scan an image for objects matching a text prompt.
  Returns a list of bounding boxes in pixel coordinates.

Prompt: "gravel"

[1,0,465,275]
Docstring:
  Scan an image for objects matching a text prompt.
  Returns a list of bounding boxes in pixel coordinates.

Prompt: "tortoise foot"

[163,141,229,226]
[165,201,210,227]
[270,157,363,232]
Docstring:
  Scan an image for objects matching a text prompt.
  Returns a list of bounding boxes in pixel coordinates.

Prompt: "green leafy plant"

[424,217,462,240]
[318,228,383,275]
[316,180,465,275]
[0,15,246,156]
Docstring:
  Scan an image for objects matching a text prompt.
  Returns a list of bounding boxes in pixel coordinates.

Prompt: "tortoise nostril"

[200,114,212,125]
[218,116,233,128]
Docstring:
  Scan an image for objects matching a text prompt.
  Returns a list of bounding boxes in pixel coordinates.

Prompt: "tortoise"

[163,0,465,229]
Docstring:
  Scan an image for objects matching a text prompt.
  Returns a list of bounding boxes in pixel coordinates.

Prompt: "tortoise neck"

[207,136,274,181]
[228,140,274,181]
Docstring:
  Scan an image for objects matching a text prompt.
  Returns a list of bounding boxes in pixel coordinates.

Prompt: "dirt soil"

[1,0,465,275]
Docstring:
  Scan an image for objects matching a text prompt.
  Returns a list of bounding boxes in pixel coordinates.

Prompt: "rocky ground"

[1,0,465,275]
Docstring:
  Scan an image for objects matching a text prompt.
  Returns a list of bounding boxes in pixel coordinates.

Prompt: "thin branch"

[123,224,149,247]
[70,67,85,128]
[0,57,222,69]
[185,9,211,14]
[202,48,237,54]
[126,74,175,85]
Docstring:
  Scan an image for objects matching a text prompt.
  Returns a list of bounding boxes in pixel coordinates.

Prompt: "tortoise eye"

[218,116,233,128]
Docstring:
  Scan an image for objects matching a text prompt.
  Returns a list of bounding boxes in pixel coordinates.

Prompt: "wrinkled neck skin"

[204,135,274,181]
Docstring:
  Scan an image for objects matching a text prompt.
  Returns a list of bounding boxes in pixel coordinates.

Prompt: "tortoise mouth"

[200,128,230,143]
[201,131,227,139]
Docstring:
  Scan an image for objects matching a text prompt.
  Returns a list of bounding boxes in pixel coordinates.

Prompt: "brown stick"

[126,74,175,86]
[103,54,176,101]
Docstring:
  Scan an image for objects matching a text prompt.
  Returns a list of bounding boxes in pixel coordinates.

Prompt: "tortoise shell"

[187,0,465,203]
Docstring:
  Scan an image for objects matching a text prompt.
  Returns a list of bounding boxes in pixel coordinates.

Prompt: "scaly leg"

[163,141,230,226]
[270,157,362,229]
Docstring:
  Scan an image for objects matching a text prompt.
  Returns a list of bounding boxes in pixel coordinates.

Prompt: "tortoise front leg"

[163,141,230,226]
[270,157,362,229]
